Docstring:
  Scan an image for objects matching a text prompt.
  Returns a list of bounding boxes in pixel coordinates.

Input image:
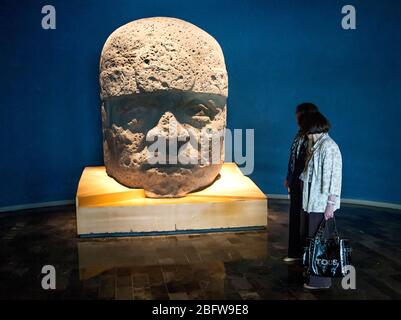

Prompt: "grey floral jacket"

[300,133,342,213]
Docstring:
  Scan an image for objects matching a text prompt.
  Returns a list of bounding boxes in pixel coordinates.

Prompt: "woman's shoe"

[283,256,301,263]
[303,283,331,290]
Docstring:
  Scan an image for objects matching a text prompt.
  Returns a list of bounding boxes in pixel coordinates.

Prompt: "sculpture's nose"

[146,111,190,146]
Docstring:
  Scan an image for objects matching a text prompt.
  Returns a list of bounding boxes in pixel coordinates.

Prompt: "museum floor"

[1,199,401,300]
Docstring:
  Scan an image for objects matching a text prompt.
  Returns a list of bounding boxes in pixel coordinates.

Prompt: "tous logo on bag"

[316,258,339,266]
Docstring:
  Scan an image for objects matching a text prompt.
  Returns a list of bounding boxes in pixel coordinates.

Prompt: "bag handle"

[314,216,340,240]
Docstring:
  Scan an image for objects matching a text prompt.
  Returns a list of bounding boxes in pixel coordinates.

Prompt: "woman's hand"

[324,203,335,220]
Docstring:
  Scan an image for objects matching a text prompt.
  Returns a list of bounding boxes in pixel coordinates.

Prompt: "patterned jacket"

[300,133,342,213]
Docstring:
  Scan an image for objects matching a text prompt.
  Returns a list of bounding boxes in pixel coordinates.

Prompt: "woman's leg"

[287,180,303,258]
[307,213,333,288]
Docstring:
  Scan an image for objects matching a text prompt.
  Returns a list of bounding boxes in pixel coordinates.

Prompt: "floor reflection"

[1,199,401,299]
[78,232,267,299]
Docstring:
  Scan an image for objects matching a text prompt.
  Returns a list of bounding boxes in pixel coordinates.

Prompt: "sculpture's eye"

[127,118,141,129]
[187,102,211,123]
[118,105,148,130]
[193,104,208,116]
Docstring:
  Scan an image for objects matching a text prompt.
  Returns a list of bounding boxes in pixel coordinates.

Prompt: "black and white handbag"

[303,218,352,278]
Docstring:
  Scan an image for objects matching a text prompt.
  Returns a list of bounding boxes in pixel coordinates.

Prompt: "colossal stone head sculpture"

[100,17,228,197]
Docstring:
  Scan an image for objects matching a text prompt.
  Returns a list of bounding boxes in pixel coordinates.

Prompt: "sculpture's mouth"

[142,163,196,173]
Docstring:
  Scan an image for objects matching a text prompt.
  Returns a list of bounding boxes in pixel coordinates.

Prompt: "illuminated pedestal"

[75,163,267,237]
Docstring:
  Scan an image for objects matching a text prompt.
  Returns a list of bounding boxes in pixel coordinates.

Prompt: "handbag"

[303,217,352,278]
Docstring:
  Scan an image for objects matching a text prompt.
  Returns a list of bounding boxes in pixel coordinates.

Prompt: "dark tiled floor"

[1,199,401,300]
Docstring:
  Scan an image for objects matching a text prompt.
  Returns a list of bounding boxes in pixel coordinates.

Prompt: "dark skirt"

[287,179,307,258]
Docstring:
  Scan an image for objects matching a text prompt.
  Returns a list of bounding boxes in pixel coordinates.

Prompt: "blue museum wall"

[0,0,401,207]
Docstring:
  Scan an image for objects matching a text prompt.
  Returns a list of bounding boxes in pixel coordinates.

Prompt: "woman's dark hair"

[296,102,319,115]
[301,111,330,134]
[296,102,319,130]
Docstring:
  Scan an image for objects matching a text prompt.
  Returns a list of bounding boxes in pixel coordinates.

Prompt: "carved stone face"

[100,17,228,197]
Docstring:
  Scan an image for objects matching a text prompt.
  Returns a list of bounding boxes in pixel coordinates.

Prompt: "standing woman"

[283,103,318,262]
[300,112,342,290]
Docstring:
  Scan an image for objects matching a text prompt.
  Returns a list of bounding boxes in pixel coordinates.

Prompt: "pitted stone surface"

[100,17,228,98]
[100,17,228,198]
